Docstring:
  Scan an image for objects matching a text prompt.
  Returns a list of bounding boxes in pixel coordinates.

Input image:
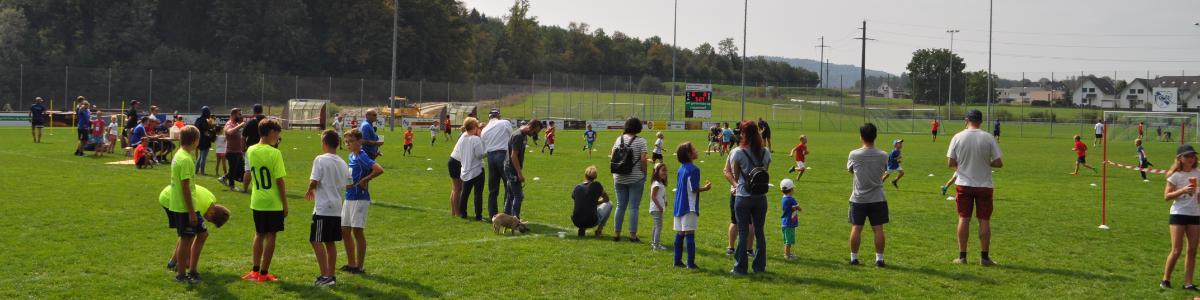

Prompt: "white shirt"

[481,119,514,152]
[654,138,664,154]
[1168,170,1200,216]
[333,119,344,133]
[215,135,227,154]
[457,135,486,180]
[947,128,1003,188]
[450,132,467,160]
[1094,123,1104,135]
[649,181,667,213]
[309,153,351,216]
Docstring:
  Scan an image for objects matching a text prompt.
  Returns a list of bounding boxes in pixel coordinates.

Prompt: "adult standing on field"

[194,106,215,175]
[758,118,772,152]
[481,108,513,220]
[243,104,266,151]
[611,117,648,242]
[359,109,384,160]
[123,100,141,147]
[74,97,91,156]
[29,97,46,143]
[223,108,248,192]
[727,120,772,274]
[947,109,1003,266]
[1094,119,1105,146]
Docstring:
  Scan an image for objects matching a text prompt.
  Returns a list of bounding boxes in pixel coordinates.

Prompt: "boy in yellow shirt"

[241,119,289,282]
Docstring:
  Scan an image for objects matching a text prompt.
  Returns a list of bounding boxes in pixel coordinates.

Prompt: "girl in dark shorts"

[1161,144,1200,290]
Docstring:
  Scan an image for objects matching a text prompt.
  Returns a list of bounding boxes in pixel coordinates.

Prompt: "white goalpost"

[597,102,645,120]
[771,104,803,122]
[866,107,940,134]
[1098,111,1200,230]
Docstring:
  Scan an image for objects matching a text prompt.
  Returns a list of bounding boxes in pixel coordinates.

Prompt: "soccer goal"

[867,108,940,134]
[595,102,646,120]
[771,104,803,122]
[1097,111,1200,230]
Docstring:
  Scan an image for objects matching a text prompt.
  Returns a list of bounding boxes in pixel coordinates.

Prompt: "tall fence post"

[223,72,228,110]
[64,66,69,109]
[148,68,153,106]
[19,64,23,109]
[187,70,192,112]
[360,78,365,106]
[107,68,112,108]
[294,76,299,100]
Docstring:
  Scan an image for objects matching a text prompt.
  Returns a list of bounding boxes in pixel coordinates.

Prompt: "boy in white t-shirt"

[305,130,352,287]
[652,132,665,163]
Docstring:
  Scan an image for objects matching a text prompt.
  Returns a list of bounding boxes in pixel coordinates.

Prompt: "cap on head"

[894,138,904,145]
[780,178,795,191]
[966,109,983,123]
[252,104,263,114]
[1178,144,1197,157]
[489,108,500,118]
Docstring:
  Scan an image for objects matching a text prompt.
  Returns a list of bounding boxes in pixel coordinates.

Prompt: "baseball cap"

[780,178,795,191]
[1178,144,1197,157]
[894,138,904,145]
[130,99,140,105]
[966,109,983,123]
[489,108,500,116]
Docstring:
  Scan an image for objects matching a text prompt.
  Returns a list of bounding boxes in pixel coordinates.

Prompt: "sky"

[460,0,1200,81]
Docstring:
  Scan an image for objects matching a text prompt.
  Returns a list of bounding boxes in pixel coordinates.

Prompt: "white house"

[1072,76,1117,107]
[876,82,895,99]
[1116,78,1152,109]
[996,87,1065,105]
[1154,76,1200,110]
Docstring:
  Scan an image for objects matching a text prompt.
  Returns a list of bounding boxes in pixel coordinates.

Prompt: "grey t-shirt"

[504,133,528,176]
[847,147,888,203]
[730,147,772,197]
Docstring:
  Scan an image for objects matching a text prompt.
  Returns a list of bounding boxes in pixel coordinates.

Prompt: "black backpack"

[610,136,636,174]
[742,149,770,195]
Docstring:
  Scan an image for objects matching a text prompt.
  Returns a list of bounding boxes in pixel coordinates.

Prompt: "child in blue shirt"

[1137,138,1152,182]
[780,179,801,260]
[672,142,712,269]
[882,139,905,189]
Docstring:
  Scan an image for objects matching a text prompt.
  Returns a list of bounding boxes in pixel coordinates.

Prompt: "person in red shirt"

[1138,121,1145,139]
[89,110,109,156]
[403,126,414,156]
[443,115,453,140]
[931,119,941,142]
[541,121,556,155]
[1071,134,1097,175]
[787,135,809,179]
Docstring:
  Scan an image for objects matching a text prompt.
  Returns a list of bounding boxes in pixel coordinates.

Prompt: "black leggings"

[225,153,245,186]
[1141,159,1153,180]
[459,174,485,220]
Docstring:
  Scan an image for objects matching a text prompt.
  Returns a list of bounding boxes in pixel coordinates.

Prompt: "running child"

[403,126,414,156]
[159,184,229,283]
[1071,134,1097,175]
[1138,121,1145,139]
[1138,138,1153,182]
[652,132,665,163]
[780,178,800,260]
[787,135,809,179]
[429,123,439,145]
[993,120,1001,143]
[541,121,556,155]
[306,130,351,286]
[707,124,721,155]
[931,118,940,142]
[342,128,385,274]
[672,142,713,269]
[583,124,597,156]
[649,163,668,251]
[242,119,287,282]
[882,139,905,189]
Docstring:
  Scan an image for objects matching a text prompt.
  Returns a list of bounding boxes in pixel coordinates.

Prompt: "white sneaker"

[1143,179,1151,182]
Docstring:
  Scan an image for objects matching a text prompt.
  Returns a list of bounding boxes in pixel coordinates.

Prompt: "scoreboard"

[684,84,712,119]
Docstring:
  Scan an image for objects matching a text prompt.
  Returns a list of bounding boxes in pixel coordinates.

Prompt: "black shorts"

[762,131,771,139]
[77,128,89,141]
[993,131,1000,137]
[448,158,462,179]
[170,211,208,237]
[252,210,286,233]
[1170,214,1200,225]
[164,206,177,229]
[1077,156,1087,164]
[310,215,343,242]
[932,130,939,136]
[652,153,663,161]
[848,201,889,226]
[729,193,738,224]
[1095,134,1103,139]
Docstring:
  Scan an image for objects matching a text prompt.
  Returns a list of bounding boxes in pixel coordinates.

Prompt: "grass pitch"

[0,122,1187,299]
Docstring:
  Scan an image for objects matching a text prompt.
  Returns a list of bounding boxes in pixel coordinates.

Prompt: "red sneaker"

[257,274,279,282]
[241,271,259,281]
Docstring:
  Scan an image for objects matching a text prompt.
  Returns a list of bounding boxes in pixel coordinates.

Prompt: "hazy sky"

[461,0,1200,81]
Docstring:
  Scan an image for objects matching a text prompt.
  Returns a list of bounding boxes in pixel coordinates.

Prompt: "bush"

[326,102,341,116]
[993,109,1014,121]
[1027,111,1057,122]
[1080,111,1101,122]
[1030,100,1051,107]
[637,76,663,93]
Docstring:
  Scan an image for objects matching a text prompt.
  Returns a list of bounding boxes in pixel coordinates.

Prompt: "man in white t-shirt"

[1094,120,1105,146]
[480,108,514,220]
[947,109,1004,266]
[305,130,352,286]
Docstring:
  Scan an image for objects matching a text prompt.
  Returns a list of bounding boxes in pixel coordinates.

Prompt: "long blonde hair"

[1167,154,1199,177]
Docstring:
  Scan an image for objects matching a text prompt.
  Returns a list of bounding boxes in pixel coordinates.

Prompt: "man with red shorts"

[946,109,1003,266]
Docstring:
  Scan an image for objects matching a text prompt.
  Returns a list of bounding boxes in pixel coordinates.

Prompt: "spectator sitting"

[134,136,154,168]
[571,165,613,237]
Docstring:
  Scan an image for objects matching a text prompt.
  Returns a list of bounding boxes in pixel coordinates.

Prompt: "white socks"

[850,253,859,260]
[876,253,884,262]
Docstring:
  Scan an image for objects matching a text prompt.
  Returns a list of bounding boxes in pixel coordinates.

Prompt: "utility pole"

[855,20,874,122]
[986,0,994,130]
[739,0,748,120]
[670,0,678,121]
[815,36,830,89]
[390,0,399,131]
[946,29,959,121]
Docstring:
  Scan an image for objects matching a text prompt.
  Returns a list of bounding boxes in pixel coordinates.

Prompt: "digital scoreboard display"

[685,91,710,103]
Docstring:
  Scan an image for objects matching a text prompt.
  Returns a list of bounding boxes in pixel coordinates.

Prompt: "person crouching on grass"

[306,130,352,286]
[1071,134,1097,175]
[1161,144,1200,290]
[673,142,712,269]
[159,184,229,283]
[242,119,287,282]
[341,128,384,275]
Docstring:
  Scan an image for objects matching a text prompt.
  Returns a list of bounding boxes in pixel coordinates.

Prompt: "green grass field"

[0,119,1191,298]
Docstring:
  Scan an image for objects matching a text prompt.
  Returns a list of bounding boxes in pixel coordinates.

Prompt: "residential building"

[1154,76,1200,110]
[1071,76,1117,107]
[995,87,1065,104]
[1116,78,1152,109]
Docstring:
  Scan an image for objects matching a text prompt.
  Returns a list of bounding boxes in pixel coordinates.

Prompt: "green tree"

[905,48,964,104]
[964,70,997,103]
[501,0,540,78]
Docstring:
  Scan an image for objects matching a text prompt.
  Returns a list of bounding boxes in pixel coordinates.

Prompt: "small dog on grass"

[492,213,529,235]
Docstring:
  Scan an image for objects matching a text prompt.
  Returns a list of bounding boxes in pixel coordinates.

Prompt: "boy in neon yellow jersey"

[159,185,230,281]
[241,119,288,282]
[167,125,202,283]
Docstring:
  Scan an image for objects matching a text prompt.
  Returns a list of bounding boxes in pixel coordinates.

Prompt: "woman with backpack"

[725,120,771,275]
[609,118,649,242]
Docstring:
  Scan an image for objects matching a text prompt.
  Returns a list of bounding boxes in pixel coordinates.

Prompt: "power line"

[874,39,1200,63]
[872,19,1200,37]
[871,29,1197,50]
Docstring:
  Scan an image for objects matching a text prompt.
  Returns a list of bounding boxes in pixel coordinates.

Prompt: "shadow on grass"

[371,201,432,213]
[358,273,442,298]
[692,267,877,292]
[998,263,1131,281]
[886,264,1000,284]
[189,272,242,299]
[275,278,346,300]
